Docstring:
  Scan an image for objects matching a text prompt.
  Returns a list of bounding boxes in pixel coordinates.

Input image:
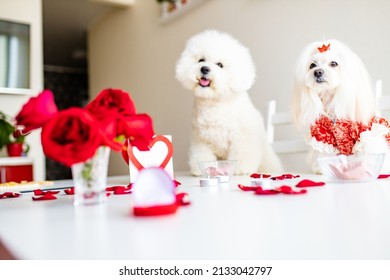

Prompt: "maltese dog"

[176,30,283,175]
[292,39,390,172]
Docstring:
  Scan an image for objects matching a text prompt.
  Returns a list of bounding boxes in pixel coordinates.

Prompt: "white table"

[1,173,390,260]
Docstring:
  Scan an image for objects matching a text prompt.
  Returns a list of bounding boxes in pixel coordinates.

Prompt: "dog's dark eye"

[329,61,338,67]
[216,62,223,68]
[198,58,205,63]
[309,63,317,69]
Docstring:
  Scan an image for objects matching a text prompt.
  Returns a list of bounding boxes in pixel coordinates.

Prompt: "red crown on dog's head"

[317,44,331,53]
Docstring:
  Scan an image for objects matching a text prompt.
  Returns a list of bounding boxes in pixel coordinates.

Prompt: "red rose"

[86,88,154,151]
[120,114,154,150]
[121,114,155,164]
[85,88,136,120]
[41,108,104,167]
[15,90,58,134]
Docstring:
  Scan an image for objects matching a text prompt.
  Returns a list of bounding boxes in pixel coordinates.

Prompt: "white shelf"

[86,0,134,8]
[160,0,209,23]
[0,157,33,166]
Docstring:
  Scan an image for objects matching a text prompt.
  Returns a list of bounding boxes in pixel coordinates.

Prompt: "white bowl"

[318,153,384,182]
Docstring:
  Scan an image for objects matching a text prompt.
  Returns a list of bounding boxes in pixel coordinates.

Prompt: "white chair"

[266,99,309,155]
[375,80,390,117]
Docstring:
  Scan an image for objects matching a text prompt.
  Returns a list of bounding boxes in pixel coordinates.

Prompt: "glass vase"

[71,146,110,206]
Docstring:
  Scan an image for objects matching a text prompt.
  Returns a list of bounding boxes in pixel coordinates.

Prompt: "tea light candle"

[251,178,273,190]
[217,175,230,183]
[199,178,219,187]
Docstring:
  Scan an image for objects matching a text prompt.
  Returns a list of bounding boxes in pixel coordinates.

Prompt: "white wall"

[89,0,390,175]
[0,0,44,180]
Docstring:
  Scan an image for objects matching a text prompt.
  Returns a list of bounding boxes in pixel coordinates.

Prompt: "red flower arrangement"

[15,89,154,167]
[310,115,390,155]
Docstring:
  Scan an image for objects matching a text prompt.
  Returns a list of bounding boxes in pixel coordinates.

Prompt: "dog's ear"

[331,40,375,123]
[292,82,323,129]
[175,49,194,90]
[229,46,256,93]
[292,42,325,128]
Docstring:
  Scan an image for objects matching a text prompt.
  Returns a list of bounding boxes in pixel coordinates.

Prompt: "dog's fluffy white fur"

[292,39,390,171]
[293,39,375,127]
[176,30,283,175]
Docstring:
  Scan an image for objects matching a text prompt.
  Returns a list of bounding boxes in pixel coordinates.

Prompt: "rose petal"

[0,192,21,199]
[113,187,132,195]
[173,180,181,187]
[105,185,132,194]
[276,185,307,194]
[32,193,57,201]
[250,173,271,179]
[295,179,325,187]
[238,184,261,191]
[254,187,279,195]
[378,174,390,179]
[33,189,60,196]
[271,174,300,180]
[64,188,75,195]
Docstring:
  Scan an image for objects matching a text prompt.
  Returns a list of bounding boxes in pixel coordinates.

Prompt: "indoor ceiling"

[42,0,112,68]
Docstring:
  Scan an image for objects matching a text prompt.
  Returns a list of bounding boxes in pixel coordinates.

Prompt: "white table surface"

[1,172,390,260]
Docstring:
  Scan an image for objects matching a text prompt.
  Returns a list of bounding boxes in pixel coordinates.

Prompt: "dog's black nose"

[314,69,324,78]
[200,66,210,75]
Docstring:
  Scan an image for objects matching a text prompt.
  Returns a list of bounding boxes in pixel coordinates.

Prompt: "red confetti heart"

[32,193,57,201]
[378,174,390,179]
[33,189,60,196]
[295,179,325,187]
[0,192,21,199]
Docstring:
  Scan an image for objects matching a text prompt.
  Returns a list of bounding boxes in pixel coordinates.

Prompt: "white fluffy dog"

[292,39,390,172]
[176,30,283,175]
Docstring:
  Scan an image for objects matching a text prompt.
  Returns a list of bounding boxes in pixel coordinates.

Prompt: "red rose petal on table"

[238,184,261,191]
[33,189,60,196]
[105,186,132,195]
[271,174,300,180]
[173,180,181,187]
[276,185,307,194]
[254,187,279,195]
[106,185,124,192]
[295,179,325,187]
[378,174,390,179]
[113,187,132,195]
[64,187,75,195]
[32,193,57,201]
[250,173,271,179]
[0,192,21,199]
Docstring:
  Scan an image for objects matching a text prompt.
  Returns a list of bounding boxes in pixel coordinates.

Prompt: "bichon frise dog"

[176,30,283,175]
[292,39,390,172]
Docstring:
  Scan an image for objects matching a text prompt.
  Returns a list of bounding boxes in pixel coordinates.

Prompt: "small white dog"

[176,30,283,175]
[292,39,390,172]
